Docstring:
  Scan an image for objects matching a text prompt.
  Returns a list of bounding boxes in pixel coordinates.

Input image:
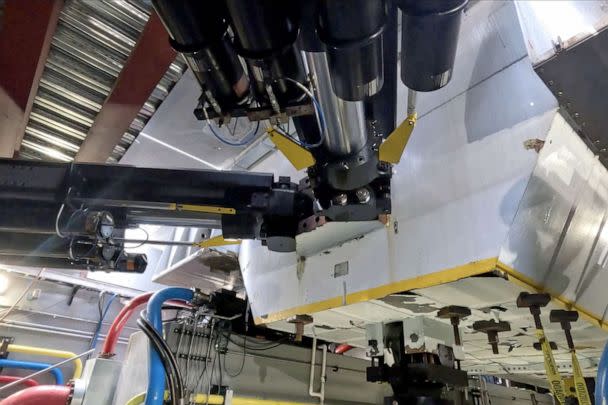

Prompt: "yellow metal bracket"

[194,235,241,249]
[169,203,236,215]
[379,113,417,164]
[267,128,316,170]
[536,329,566,404]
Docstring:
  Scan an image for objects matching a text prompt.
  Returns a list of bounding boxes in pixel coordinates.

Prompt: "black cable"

[138,312,185,405]
[223,333,286,351]
[218,346,223,389]
[194,326,214,392]
[137,317,178,405]
[140,312,183,390]
[215,329,230,386]
[120,227,150,249]
[223,330,245,378]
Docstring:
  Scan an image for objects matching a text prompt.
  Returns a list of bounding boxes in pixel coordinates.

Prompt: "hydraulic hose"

[138,313,182,405]
[0,359,64,385]
[145,287,194,405]
[102,292,153,356]
[0,384,71,405]
[6,344,82,379]
[0,375,39,388]
[101,293,192,357]
[596,342,608,405]
[334,344,353,354]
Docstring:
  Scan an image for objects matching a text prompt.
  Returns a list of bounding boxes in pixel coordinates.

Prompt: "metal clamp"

[0,336,14,359]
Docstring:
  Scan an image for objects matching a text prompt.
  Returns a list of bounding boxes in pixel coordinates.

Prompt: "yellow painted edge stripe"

[168,203,236,215]
[495,261,608,331]
[254,257,499,325]
[254,257,608,334]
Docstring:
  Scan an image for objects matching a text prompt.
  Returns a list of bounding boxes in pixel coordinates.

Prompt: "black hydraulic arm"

[0,159,312,270]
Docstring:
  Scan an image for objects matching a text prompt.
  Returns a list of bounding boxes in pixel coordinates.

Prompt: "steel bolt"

[356,188,371,204]
[333,193,348,206]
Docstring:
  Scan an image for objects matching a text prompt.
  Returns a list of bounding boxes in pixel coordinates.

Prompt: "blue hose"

[596,342,608,405]
[145,287,194,405]
[0,358,64,385]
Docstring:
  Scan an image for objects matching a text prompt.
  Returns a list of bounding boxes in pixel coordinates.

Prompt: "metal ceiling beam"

[75,13,176,163]
[0,0,63,158]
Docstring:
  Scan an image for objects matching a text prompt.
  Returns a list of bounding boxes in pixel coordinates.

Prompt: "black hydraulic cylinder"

[226,0,305,103]
[398,0,467,92]
[152,0,248,107]
[317,0,386,101]
[0,253,147,273]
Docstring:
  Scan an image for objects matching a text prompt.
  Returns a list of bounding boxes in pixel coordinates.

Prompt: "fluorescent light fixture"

[0,274,9,295]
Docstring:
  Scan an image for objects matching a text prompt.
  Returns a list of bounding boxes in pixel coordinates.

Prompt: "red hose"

[0,376,39,388]
[100,292,192,356]
[335,344,353,354]
[101,292,153,356]
[0,385,70,405]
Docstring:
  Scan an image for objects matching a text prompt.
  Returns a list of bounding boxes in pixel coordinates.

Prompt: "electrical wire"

[210,121,260,147]
[89,293,117,352]
[194,322,216,393]
[279,77,326,148]
[202,106,261,147]
[223,333,286,351]
[55,203,68,238]
[139,312,184,405]
[0,268,45,323]
[55,189,85,239]
[271,124,322,150]
[204,346,218,405]
[278,120,294,137]
[120,227,150,249]
[222,330,245,378]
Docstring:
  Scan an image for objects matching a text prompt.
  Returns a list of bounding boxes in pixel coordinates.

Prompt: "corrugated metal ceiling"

[18,0,185,163]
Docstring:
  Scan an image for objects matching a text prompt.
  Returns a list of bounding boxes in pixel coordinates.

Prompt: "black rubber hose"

[138,312,184,405]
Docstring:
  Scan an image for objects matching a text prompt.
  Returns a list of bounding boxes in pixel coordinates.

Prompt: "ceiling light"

[0,274,9,295]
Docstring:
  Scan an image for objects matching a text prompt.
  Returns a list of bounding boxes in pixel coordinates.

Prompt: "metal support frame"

[75,13,176,163]
[309,336,327,405]
[0,158,312,266]
[535,27,608,168]
[366,319,468,405]
[0,0,63,158]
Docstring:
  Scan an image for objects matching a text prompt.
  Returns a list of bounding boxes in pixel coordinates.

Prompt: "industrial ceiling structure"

[2,0,185,163]
[0,1,608,405]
